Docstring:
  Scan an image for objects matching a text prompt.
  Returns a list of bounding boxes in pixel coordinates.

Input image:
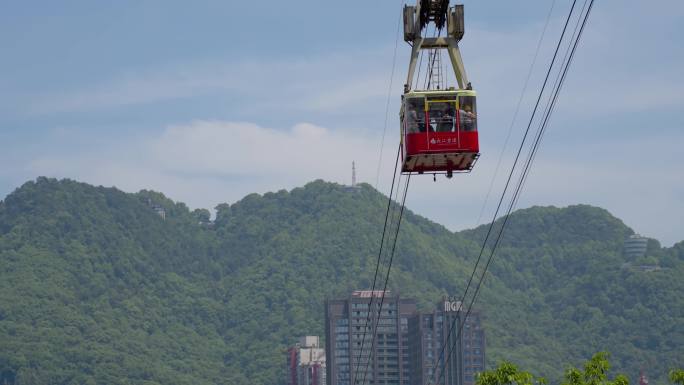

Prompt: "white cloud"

[149,120,377,179]
[24,120,383,212]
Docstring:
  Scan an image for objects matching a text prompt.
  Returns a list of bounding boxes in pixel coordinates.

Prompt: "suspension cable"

[474,0,557,228]
[375,7,404,189]
[430,0,584,382]
[513,0,594,215]
[352,144,401,385]
[360,174,411,385]
[357,170,409,385]
[424,26,441,90]
[416,23,436,90]
[433,2,595,384]
[517,0,588,193]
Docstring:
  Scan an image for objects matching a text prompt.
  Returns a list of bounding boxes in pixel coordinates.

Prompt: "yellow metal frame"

[400,89,477,145]
[404,89,476,110]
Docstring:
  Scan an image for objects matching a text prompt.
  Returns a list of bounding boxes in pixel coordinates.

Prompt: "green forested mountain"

[0,177,682,385]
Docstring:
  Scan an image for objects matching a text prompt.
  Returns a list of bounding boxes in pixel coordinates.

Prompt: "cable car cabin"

[400,89,479,176]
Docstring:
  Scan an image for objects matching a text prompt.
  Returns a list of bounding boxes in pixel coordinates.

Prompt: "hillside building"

[152,205,166,220]
[623,234,648,259]
[288,336,327,385]
[145,198,166,220]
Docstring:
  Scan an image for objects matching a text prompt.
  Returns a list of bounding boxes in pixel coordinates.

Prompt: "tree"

[192,208,211,223]
[670,369,684,385]
[477,353,629,385]
[561,352,628,385]
[477,361,546,385]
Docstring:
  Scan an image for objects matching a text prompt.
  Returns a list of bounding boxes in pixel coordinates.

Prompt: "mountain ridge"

[0,177,681,385]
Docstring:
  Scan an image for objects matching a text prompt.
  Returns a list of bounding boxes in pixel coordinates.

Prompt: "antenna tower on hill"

[352,161,357,187]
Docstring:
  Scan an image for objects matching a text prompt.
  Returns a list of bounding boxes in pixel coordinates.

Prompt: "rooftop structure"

[289,336,326,385]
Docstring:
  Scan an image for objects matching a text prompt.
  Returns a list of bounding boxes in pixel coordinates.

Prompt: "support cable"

[352,144,401,385]
[430,0,582,382]
[434,2,595,384]
[513,0,594,216]
[517,0,588,196]
[375,8,405,189]
[357,172,409,384]
[474,0,557,229]
[417,24,437,90]
[360,174,411,385]
[424,26,441,90]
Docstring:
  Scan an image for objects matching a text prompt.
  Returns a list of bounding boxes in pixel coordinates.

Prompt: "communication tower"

[352,161,357,188]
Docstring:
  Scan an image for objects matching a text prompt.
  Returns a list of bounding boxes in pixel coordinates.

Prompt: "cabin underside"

[402,152,479,174]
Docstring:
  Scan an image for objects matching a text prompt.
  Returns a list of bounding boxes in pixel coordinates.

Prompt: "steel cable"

[430,0,584,382]
[360,174,411,385]
[433,2,595,384]
[352,144,401,385]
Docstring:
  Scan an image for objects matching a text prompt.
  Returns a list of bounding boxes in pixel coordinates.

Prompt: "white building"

[624,234,648,259]
[288,336,326,385]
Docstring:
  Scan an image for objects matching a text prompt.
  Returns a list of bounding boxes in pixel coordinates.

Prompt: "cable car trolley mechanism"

[400,0,478,178]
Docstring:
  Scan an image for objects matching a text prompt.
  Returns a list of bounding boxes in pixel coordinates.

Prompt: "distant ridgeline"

[0,177,682,385]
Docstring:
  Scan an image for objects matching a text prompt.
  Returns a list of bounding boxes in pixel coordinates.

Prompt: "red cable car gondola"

[400,89,478,176]
[400,1,479,177]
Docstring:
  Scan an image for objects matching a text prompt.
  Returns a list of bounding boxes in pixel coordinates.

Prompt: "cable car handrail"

[405,89,477,96]
[425,98,458,103]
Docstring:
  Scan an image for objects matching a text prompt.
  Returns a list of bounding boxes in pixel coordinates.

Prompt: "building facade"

[411,298,485,385]
[325,291,417,385]
[325,292,484,385]
[288,336,327,385]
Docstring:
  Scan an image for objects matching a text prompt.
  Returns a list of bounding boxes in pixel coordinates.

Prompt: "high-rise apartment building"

[411,299,485,385]
[288,336,327,385]
[325,290,417,385]
[325,292,484,385]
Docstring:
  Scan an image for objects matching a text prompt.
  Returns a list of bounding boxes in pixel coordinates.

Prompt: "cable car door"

[426,99,459,150]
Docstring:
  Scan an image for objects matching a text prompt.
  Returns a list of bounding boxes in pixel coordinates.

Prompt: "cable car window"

[459,96,477,131]
[428,102,455,132]
[406,98,425,133]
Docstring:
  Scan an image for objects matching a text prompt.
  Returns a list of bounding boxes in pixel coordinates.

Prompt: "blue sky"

[1,0,683,246]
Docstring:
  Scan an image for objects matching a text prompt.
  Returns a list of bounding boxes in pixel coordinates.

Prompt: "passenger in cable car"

[459,100,477,132]
[407,108,420,133]
[406,99,426,132]
[427,102,453,132]
[427,103,438,132]
[438,104,455,132]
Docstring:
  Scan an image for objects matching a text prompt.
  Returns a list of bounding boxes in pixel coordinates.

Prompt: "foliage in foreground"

[560,353,628,385]
[477,353,629,385]
[477,361,546,385]
[670,369,684,385]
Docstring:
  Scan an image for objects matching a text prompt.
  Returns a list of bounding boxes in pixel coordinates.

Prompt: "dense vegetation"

[477,353,628,385]
[0,178,682,385]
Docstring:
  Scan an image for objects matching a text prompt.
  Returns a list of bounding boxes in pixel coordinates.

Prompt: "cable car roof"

[404,89,476,98]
